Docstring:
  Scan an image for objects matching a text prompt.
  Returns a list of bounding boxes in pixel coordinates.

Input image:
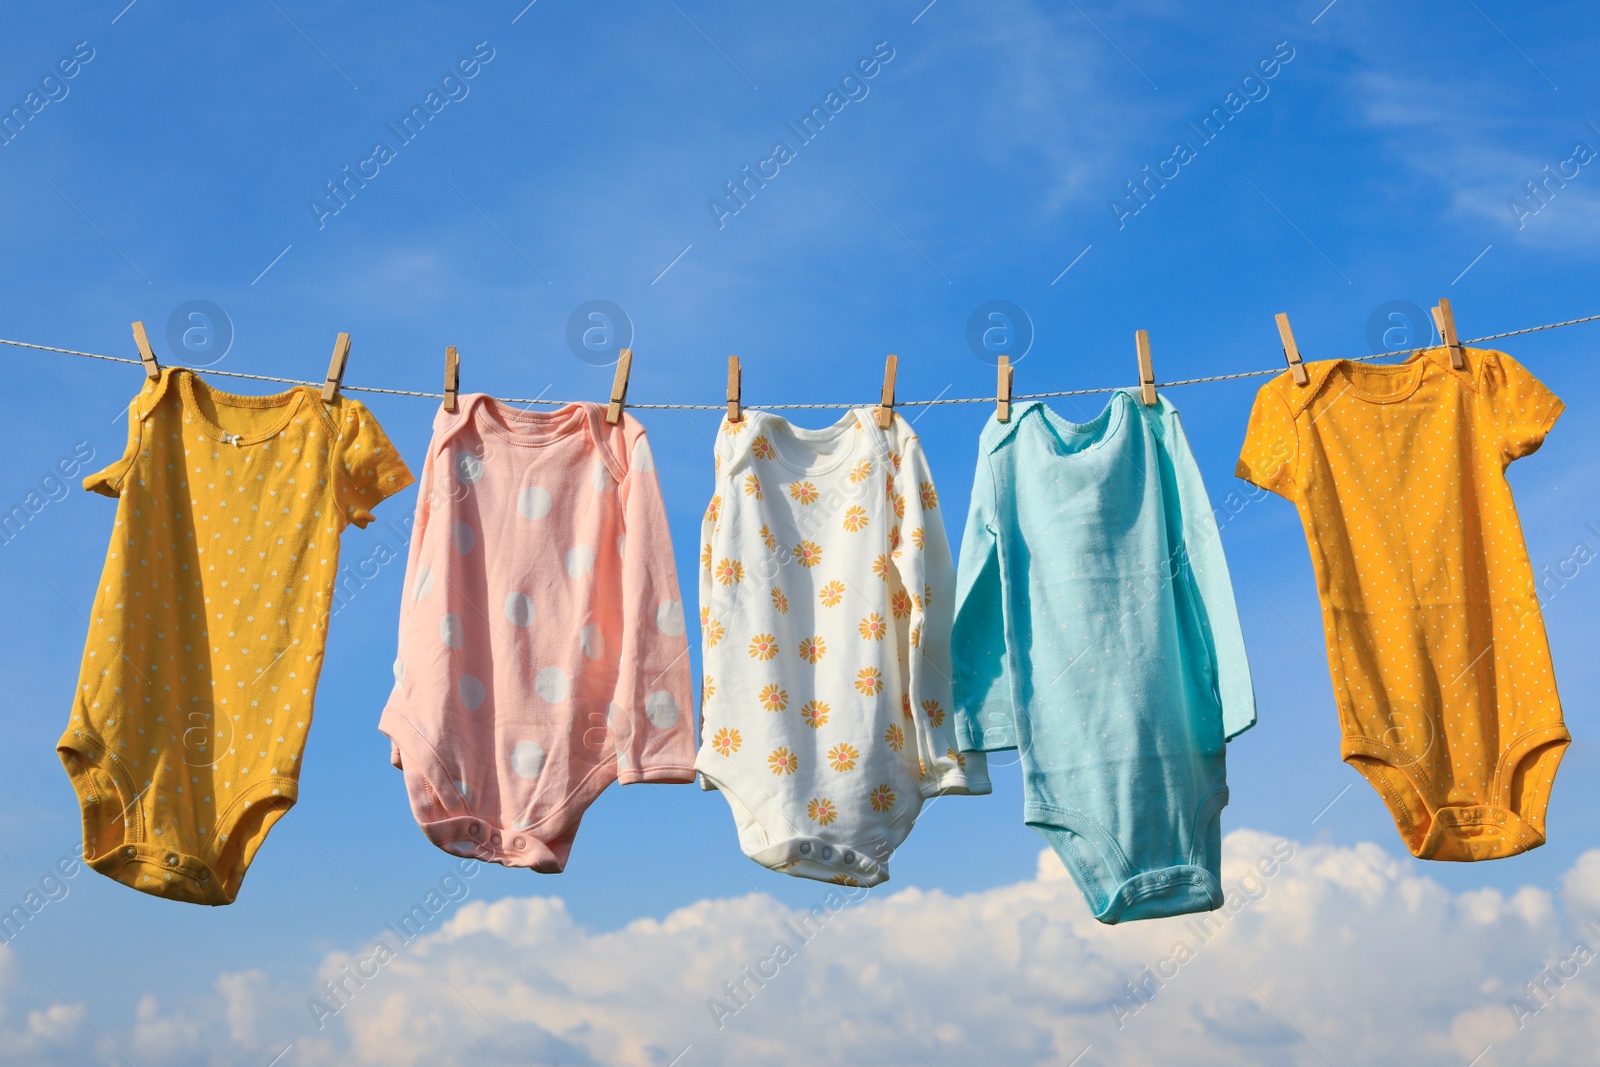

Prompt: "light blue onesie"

[953,393,1256,923]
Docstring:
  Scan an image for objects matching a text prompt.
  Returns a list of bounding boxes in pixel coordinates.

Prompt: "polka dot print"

[454,451,485,484]
[517,485,552,520]
[412,566,435,601]
[380,399,695,873]
[566,544,595,577]
[62,369,412,903]
[510,741,546,780]
[645,691,680,729]
[1238,347,1568,861]
[504,592,535,627]
[535,667,570,703]
[656,600,685,637]
[458,675,487,711]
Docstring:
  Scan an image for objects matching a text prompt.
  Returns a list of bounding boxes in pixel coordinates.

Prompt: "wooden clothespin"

[996,355,1014,422]
[1136,329,1157,405]
[1275,313,1309,387]
[726,355,742,422]
[1432,298,1466,370]
[131,321,160,379]
[442,346,460,413]
[876,354,897,429]
[321,332,351,402]
[606,347,632,425]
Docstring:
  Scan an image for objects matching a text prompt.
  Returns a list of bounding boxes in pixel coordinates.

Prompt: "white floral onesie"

[694,408,989,887]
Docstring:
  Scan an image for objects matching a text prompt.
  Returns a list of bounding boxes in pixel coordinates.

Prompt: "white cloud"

[129,995,202,1062]
[22,1003,79,1046]
[215,969,268,1049]
[1566,850,1600,917]
[9,834,1600,1065]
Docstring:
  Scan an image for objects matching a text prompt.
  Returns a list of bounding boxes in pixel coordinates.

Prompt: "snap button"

[820,846,834,860]
[512,836,526,849]
[123,846,136,858]
[799,842,812,855]
[197,869,209,882]
[468,822,481,837]
[491,832,502,846]
[166,854,179,866]
[842,850,856,865]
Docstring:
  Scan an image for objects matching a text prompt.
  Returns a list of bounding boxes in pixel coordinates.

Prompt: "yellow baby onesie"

[1238,345,1566,861]
[60,368,412,903]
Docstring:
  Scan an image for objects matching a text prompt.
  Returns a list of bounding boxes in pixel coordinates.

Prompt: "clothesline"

[3,312,1597,410]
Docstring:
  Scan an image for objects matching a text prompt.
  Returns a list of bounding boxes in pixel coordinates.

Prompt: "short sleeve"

[83,397,145,498]
[84,371,169,497]
[1475,349,1564,461]
[1235,384,1299,500]
[332,400,414,528]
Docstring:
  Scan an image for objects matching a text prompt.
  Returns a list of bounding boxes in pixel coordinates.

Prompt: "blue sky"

[1,1,1598,1064]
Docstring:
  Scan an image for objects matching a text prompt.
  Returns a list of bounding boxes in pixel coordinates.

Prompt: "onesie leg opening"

[60,735,239,905]
[385,709,614,874]
[1500,727,1569,853]
[58,738,134,870]
[210,779,298,903]
[1029,808,1225,924]
[1342,748,1434,858]
[1025,803,1133,923]
[1345,726,1570,862]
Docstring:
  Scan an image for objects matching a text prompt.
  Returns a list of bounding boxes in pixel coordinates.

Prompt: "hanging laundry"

[1237,345,1566,861]
[696,409,989,887]
[381,397,695,872]
[59,368,413,903]
[953,392,1256,923]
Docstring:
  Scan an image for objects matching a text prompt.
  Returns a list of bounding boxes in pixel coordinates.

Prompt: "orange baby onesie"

[60,368,413,903]
[1238,345,1566,861]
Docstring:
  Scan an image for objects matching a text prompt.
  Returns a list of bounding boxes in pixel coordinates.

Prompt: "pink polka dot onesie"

[380,397,696,871]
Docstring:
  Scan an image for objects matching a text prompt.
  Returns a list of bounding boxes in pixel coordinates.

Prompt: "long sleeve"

[384,432,439,765]
[612,424,697,783]
[891,427,990,797]
[393,428,441,639]
[1162,405,1257,741]
[694,436,728,791]
[951,436,1016,752]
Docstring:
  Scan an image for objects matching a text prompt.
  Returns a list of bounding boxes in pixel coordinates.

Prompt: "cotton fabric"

[695,409,989,887]
[954,393,1256,923]
[381,397,695,872]
[1237,346,1566,861]
[61,368,412,904]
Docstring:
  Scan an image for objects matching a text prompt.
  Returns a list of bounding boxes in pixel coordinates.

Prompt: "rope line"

[3,312,1596,411]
